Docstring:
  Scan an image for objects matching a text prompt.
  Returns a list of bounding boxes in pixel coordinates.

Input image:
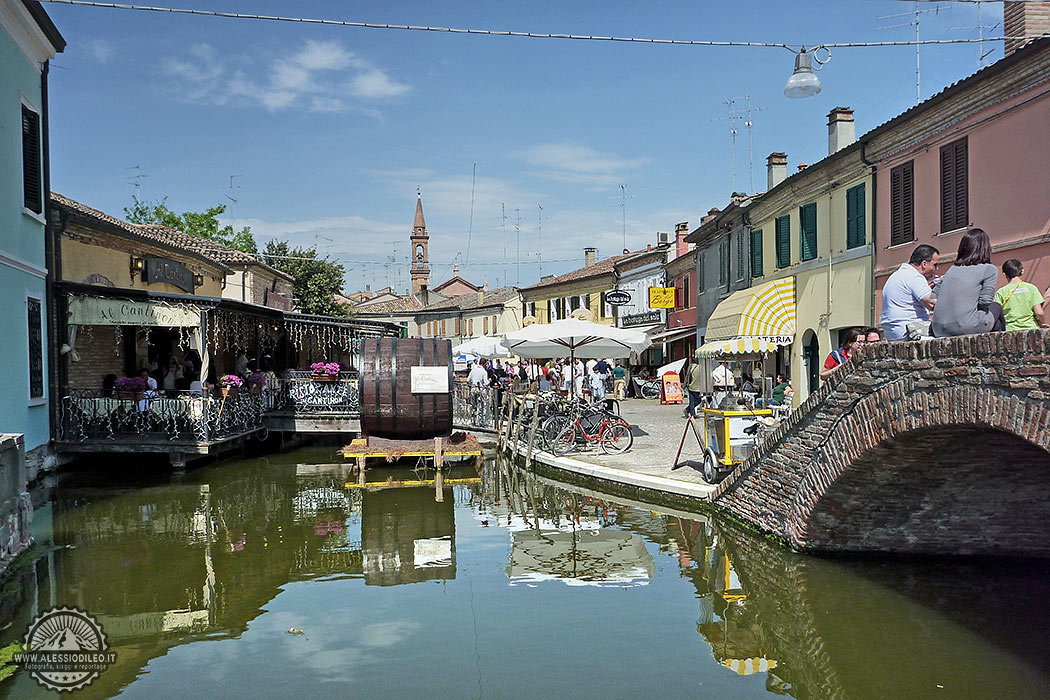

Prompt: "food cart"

[698,403,773,484]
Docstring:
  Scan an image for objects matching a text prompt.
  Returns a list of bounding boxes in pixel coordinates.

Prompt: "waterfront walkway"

[505,399,716,501]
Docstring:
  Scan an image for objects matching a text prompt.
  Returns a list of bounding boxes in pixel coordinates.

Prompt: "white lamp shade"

[784,51,822,98]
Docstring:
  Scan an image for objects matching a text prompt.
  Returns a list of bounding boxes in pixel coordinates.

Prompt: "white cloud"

[83,39,115,64]
[516,142,650,186]
[160,39,410,114]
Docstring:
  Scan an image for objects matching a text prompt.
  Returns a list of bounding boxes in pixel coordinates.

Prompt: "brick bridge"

[712,329,1050,557]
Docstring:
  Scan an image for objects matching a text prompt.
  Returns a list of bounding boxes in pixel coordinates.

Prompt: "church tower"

[410,190,430,294]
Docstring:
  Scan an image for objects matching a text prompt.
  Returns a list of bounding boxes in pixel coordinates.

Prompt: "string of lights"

[38,0,1047,51]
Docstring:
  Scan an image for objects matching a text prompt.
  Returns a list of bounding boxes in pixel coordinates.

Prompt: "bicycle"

[551,410,633,456]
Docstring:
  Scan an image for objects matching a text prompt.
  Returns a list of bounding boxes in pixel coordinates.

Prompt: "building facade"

[519,249,632,327]
[659,223,697,362]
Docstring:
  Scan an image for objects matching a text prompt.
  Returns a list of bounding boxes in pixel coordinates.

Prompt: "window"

[22,105,41,215]
[718,240,728,285]
[846,183,866,249]
[491,316,497,333]
[484,317,489,334]
[683,274,690,308]
[890,160,914,245]
[775,215,791,268]
[570,296,580,311]
[600,291,608,319]
[441,319,446,336]
[940,137,968,232]
[736,231,746,281]
[469,318,474,335]
[799,203,817,261]
[455,318,461,335]
[750,229,763,277]
[698,253,705,291]
[582,294,590,311]
[27,296,43,400]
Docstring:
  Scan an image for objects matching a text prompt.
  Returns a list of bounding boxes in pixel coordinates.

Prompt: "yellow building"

[520,248,634,326]
[745,109,874,402]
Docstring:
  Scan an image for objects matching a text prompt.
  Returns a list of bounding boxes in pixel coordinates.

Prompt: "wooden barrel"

[359,337,453,439]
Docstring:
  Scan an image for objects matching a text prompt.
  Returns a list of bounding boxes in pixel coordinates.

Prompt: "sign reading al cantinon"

[68,296,201,327]
[143,257,196,293]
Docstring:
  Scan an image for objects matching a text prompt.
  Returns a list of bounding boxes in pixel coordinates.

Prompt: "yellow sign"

[648,286,676,309]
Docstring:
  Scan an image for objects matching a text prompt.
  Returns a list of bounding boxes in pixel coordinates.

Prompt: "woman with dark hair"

[931,228,1005,337]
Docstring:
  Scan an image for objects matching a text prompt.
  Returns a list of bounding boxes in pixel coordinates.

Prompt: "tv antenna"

[949,2,999,68]
[610,185,635,251]
[125,165,147,191]
[537,204,545,277]
[501,203,508,286]
[878,2,949,105]
[315,233,333,257]
[713,96,763,193]
[514,208,521,285]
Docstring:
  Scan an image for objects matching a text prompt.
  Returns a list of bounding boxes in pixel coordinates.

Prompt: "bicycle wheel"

[552,425,578,456]
[539,415,569,450]
[641,382,660,400]
[602,398,620,416]
[600,421,633,454]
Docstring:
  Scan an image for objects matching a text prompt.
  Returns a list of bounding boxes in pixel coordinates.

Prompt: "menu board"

[661,372,683,404]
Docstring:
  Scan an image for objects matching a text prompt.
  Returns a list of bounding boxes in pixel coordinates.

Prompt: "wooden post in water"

[512,396,524,456]
[502,395,516,454]
[357,454,366,485]
[524,406,541,468]
[434,465,444,502]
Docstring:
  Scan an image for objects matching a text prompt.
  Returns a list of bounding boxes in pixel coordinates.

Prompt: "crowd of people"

[880,227,1048,342]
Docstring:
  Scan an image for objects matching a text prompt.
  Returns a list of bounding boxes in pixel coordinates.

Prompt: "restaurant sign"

[605,290,631,306]
[68,296,201,327]
[621,310,662,328]
[143,257,196,293]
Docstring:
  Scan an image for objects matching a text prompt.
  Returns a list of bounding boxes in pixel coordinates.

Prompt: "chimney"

[767,152,788,189]
[365,284,371,293]
[584,247,597,267]
[477,289,484,306]
[675,221,689,257]
[797,161,808,172]
[1004,1,1050,56]
[828,107,856,155]
[453,263,459,277]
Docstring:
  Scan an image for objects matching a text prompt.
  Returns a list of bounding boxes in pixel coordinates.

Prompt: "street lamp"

[785,49,822,98]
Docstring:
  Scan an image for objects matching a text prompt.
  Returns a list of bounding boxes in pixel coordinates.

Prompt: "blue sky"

[42,0,1003,294]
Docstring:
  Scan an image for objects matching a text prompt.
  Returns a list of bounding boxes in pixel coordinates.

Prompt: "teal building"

[0,1,63,467]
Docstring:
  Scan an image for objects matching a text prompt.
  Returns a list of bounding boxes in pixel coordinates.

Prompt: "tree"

[263,240,351,317]
[125,196,258,254]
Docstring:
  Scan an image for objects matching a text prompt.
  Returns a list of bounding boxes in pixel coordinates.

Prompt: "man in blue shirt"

[880,244,940,341]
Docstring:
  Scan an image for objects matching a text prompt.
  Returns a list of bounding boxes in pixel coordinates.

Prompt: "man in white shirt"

[468,360,489,388]
[880,244,940,341]
[712,362,733,390]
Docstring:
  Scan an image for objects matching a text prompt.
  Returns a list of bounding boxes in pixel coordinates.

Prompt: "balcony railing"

[452,380,499,431]
[267,372,360,416]
[60,389,265,444]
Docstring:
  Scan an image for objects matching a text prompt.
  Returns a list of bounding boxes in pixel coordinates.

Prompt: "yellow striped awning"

[695,336,782,358]
[720,657,778,676]
[704,277,796,344]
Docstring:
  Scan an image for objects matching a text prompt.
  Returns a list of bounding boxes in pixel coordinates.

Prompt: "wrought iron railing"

[60,389,264,443]
[268,373,360,416]
[452,380,499,431]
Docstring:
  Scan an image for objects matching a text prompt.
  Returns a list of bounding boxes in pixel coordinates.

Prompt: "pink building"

[870,34,1050,310]
[658,223,697,361]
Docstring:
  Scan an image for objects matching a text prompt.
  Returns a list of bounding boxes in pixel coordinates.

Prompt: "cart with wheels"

[697,406,773,484]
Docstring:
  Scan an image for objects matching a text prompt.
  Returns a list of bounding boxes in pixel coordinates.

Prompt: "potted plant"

[114,376,147,400]
[246,372,266,395]
[310,362,341,382]
[218,374,244,397]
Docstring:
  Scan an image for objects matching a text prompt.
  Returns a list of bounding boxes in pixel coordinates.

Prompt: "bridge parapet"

[713,329,1050,556]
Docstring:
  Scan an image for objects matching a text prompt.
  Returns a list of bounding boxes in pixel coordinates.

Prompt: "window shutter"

[599,291,607,319]
[583,293,590,311]
[683,274,690,307]
[21,106,41,215]
[698,253,705,289]
[941,138,968,232]
[751,229,763,277]
[776,216,791,268]
[890,161,914,245]
[846,184,865,249]
[799,203,817,261]
[719,240,727,285]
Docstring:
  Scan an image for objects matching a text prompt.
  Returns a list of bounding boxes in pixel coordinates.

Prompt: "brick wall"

[1005,2,1050,56]
[68,325,126,390]
[714,329,1050,556]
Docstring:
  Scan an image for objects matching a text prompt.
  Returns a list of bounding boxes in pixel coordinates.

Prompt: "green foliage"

[0,642,24,682]
[263,240,351,317]
[125,196,258,254]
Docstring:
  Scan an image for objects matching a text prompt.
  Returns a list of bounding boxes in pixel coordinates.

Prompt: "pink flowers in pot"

[218,374,244,388]
[114,376,148,392]
[310,362,341,376]
[246,372,266,388]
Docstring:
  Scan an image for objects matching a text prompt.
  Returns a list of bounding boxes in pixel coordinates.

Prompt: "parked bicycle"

[551,409,633,456]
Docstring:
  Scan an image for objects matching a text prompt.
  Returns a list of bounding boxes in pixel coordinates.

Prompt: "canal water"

[1,446,1049,699]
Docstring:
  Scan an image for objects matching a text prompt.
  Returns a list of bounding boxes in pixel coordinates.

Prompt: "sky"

[40,0,1005,294]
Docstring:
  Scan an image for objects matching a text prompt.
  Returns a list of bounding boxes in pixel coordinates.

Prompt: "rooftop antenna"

[949,2,999,68]
[223,174,243,231]
[125,165,147,191]
[610,185,635,251]
[878,1,948,104]
[712,99,741,192]
[466,162,476,265]
[714,96,764,193]
[501,203,508,286]
[537,204,544,277]
[315,233,333,257]
[514,208,521,285]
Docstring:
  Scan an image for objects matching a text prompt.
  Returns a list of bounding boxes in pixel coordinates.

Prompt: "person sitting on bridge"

[864,327,883,343]
[994,258,1045,331]
[880,244,940,341]
[931,228,1005,337]
[820,328,865,380]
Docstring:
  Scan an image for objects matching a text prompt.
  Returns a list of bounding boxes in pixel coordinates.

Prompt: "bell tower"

[410,189,430,294]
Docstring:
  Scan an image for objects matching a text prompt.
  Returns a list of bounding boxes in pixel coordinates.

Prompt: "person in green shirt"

[611,363,627,399]
[994,259,1045,331]
[771,373,791,406]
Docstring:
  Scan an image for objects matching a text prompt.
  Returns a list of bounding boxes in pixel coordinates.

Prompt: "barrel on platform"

[359,337,453,439]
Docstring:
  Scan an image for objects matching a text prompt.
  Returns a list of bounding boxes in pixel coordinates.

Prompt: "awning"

[648,326,696,343]
[720,657,778,676]
[705,277,796,344]
[695,336,783,358]
[67,295,202,327]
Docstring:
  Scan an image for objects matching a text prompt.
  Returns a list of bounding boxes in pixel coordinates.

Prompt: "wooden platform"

[341,434,484,466]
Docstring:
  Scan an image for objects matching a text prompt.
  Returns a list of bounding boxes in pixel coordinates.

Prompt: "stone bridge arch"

[713,330,1050,556]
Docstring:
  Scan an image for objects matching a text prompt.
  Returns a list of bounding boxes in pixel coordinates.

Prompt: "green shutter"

[719,240,727,285]
[698,253,705,290]
[750,229,763,277]
[800,203,817,261]
[846,183,865,249]
[775,216,790,268]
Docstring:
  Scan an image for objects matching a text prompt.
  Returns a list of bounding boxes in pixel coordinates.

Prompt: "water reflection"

[0,450,1046,699]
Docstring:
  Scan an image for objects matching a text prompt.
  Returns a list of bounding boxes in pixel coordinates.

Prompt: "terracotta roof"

[424,286,519,311]
[432,274,480,293]
[51,193,291,281]
[354,295,424,314]
[521,252,636,291]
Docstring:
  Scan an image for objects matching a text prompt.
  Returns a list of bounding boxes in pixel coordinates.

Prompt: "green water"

[0,446,1048,699]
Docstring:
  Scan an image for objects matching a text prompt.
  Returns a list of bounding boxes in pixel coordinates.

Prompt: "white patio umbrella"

[452,334,512,358]
[502,319,650,393]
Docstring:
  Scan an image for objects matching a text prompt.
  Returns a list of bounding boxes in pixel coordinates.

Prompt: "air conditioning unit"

[657,232,670,245]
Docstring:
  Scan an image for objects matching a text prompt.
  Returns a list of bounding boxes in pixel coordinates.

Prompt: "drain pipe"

[860,139,877,329]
